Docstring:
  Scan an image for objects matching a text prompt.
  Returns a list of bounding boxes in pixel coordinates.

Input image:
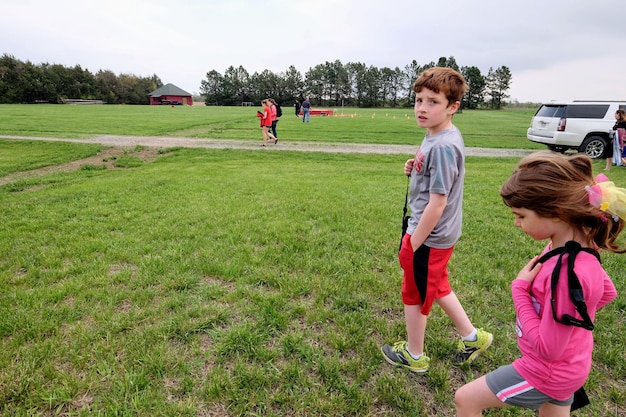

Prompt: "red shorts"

[398,233,453,315]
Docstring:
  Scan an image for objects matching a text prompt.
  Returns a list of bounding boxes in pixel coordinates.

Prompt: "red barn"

[149,83,192,105]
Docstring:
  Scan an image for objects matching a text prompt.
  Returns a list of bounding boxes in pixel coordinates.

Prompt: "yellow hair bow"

[586,174,626,222]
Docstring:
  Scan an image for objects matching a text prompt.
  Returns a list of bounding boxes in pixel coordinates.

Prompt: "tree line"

[200,56,512,110]
[0,54,162,105]
[0,53,512,109]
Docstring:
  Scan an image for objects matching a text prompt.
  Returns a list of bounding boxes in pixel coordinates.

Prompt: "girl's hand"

[404,159,414,175]
[515,256,542,283]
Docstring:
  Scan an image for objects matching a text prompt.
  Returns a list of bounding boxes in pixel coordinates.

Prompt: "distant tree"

[461,66,486,109]
[133,77,157,104]
[19,61,45,103]
[117,73,154,104]
[148,74,163,89]
[95,69,123,104]
[335,61,351,107]
[252,69,280,102]
[379,66,403,108]
[345,62,367,107]
[0,54,515,108]
[485,66,512,109]
[0,54,18,103]
[403,60,422,105]
[304,64,326,105]
[200,70,225,105]
[72,65,98,99]
[362,66,382,107]
[436,56,460,72]
[282,65,305,103]
[222,65,250,105]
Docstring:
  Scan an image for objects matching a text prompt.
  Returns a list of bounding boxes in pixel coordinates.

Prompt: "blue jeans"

[302,108,310,123]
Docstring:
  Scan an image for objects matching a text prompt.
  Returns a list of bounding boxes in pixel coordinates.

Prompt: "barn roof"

[149,83,192,97]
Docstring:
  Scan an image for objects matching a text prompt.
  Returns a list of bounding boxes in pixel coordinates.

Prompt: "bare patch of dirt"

[0,147,163,186]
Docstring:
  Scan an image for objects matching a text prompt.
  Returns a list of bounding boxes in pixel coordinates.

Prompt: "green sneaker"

[452,328,493,364]
[381,341,430,374]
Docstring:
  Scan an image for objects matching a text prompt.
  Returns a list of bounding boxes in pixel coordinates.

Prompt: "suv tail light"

[557,117,566,132]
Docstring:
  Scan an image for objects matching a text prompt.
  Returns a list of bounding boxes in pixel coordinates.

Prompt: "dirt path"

[0,135,533,186]
[0,134,534,157]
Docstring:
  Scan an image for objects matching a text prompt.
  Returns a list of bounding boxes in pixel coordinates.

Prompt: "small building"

[149,83,192,106]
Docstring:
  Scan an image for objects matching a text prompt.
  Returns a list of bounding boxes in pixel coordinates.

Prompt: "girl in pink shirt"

[455,151,625,416]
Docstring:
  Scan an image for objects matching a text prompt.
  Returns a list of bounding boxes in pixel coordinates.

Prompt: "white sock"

[462,328,477,342]
[407,348,423,360]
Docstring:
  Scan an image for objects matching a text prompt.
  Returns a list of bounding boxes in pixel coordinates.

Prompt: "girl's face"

[414,88,459,135]
[509,207,558,241]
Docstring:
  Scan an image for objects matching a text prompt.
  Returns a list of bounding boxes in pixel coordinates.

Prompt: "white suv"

[527,101,626,159]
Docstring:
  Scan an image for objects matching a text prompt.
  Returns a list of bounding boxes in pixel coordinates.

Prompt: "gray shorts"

[485,365,573,410]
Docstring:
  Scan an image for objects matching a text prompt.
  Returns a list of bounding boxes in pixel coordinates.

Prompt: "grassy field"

[0,107,625,416]
[0,104,546,150]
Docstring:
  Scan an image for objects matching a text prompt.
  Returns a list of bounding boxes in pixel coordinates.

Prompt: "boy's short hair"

[413,67,468,106]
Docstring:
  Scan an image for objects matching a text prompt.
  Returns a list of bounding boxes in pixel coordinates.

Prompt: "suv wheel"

[579,135,607,159]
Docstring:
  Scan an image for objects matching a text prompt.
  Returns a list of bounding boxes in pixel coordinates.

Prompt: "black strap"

[399,175,410,252]
[402,175,409,221]
[534,241,599,331]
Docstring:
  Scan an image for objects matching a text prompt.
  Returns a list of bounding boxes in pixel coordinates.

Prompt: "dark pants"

[271,120,278,138]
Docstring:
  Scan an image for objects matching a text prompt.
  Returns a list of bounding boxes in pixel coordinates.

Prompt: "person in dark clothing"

[606,109,626,170]
[301,97,311,123]
[295,100,301,118]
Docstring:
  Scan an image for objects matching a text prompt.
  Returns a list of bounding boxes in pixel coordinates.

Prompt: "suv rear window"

[564,104,609,119]
[536,105,566,117]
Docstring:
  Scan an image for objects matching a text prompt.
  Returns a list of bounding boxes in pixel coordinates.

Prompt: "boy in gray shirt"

[381,67,492,373]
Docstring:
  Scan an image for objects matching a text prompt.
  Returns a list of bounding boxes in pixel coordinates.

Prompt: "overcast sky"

[3,0,624,103]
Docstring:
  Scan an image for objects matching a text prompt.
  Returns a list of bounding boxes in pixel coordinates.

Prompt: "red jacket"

[260,107,272,127]
[256,109,272,127]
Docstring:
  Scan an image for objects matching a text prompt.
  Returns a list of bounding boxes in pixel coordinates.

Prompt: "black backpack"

[533,240,599,411]
[275,103,282,117]
[533,240,599,331]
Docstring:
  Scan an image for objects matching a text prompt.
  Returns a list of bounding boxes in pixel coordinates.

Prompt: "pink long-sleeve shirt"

[511,243,617,400]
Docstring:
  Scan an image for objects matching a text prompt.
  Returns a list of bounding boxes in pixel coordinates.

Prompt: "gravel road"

[0,135,534,157]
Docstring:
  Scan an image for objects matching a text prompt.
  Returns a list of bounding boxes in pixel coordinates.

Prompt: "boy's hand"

[515,256,541,283]
[404,159,414,175]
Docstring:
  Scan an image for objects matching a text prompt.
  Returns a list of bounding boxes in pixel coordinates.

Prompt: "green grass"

[0,104,544,150]
[0,137,625,416]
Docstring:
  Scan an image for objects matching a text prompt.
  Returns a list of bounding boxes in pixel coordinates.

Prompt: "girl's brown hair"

[500,151,625,253]
[616,109,625,122]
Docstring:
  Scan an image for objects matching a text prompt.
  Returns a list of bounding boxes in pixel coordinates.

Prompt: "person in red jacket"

[256,99,277,146]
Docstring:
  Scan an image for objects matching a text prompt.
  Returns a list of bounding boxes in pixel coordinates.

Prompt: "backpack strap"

[535,241,599,331]
[402,175,409,223]
[399,175,410,252]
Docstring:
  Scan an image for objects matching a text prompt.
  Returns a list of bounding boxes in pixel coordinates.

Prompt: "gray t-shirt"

[406,126,465,248]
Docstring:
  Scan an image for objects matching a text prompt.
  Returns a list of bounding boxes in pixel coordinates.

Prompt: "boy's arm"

[409,193,447,250]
